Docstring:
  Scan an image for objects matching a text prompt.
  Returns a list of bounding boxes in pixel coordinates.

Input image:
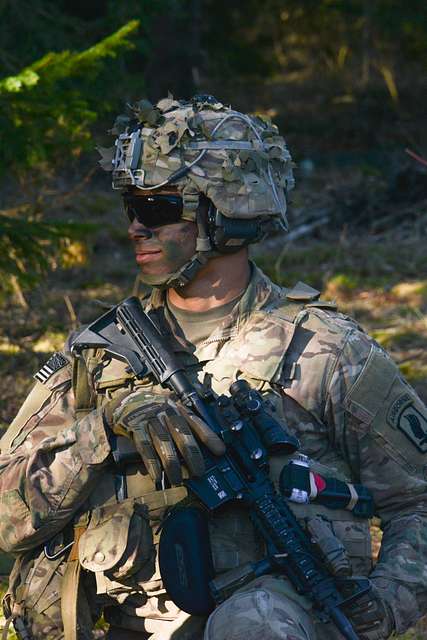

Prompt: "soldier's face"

[126,188,198,285]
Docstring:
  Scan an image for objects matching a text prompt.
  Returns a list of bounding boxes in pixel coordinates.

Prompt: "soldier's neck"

[168,249,250,312]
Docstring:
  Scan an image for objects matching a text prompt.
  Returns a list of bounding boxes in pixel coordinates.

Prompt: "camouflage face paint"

[130,220,198,287]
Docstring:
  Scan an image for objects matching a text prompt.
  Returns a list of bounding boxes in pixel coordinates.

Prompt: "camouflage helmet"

[98,94,294,287]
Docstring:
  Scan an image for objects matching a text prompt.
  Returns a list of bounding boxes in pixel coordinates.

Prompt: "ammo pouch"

[79,498,154,583]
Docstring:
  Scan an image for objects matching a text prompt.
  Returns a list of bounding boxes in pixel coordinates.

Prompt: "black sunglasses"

[123,194,183,229]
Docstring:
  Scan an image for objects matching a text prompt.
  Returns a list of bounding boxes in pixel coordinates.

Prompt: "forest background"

[1,0,427,637]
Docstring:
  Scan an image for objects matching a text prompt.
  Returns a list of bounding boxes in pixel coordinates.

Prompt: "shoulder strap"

[266,280,324,324]
[72,350,99,418]
[262,288,339,387]
[61,514,91,640]
[285,281,321,302]
[272,299,307,323]
[269,282,338,325]
[305,300,338,311]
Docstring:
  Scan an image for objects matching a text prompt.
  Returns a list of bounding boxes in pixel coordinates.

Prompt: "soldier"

[1,94,427,640]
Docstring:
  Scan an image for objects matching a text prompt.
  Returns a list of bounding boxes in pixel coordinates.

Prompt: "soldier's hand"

[343,584,394,640]
[103,391,225,486]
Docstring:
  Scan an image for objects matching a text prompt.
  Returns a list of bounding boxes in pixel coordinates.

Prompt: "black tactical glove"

[343,584,395,640]
[104,390,225,486]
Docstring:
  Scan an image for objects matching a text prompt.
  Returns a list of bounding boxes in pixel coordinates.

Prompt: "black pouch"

[159,505,215,616]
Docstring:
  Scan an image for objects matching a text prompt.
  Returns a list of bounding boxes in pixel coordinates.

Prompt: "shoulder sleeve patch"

[388,394,427,453]
[345,344,427,473]
[34,352,69,384]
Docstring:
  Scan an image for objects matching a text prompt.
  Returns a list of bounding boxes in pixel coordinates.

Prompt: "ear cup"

[197,196,263,254]
[211,210,264,253]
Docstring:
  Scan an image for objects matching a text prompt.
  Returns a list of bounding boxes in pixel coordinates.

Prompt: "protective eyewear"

[123,195,183,229]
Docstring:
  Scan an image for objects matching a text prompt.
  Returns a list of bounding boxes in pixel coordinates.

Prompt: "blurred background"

[0,1,427,635]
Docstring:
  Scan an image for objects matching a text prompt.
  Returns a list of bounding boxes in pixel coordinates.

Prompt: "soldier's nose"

[128,220,153,239]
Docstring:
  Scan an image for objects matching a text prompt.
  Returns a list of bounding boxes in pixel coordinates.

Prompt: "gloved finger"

[351,612,384,631]
[344,592,388,633]
[126,423,162,485]
[104,389,138,426]
[175,404,226,456]
[115,405,163,484]
[148,417,182,486]
[111,423,129,439]
[163,410,205,477]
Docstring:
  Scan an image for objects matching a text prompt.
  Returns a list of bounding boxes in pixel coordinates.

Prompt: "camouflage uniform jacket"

[1,263,427,634]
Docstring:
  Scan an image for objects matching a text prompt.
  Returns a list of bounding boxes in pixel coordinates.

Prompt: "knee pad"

[204,587,308,640]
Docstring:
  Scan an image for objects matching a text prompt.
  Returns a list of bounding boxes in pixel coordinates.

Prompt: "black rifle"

[73,296,371,640]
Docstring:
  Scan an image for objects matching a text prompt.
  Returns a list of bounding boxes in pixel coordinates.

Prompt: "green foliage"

[0,20,139,177]
[0,216,97,293]
[0,19,139,294]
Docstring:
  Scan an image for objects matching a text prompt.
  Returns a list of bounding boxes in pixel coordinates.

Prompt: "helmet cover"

[98,94,295,231]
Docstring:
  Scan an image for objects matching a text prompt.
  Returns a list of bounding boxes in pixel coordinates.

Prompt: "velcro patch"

[388,395,427,453]
[34,352,68,384]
